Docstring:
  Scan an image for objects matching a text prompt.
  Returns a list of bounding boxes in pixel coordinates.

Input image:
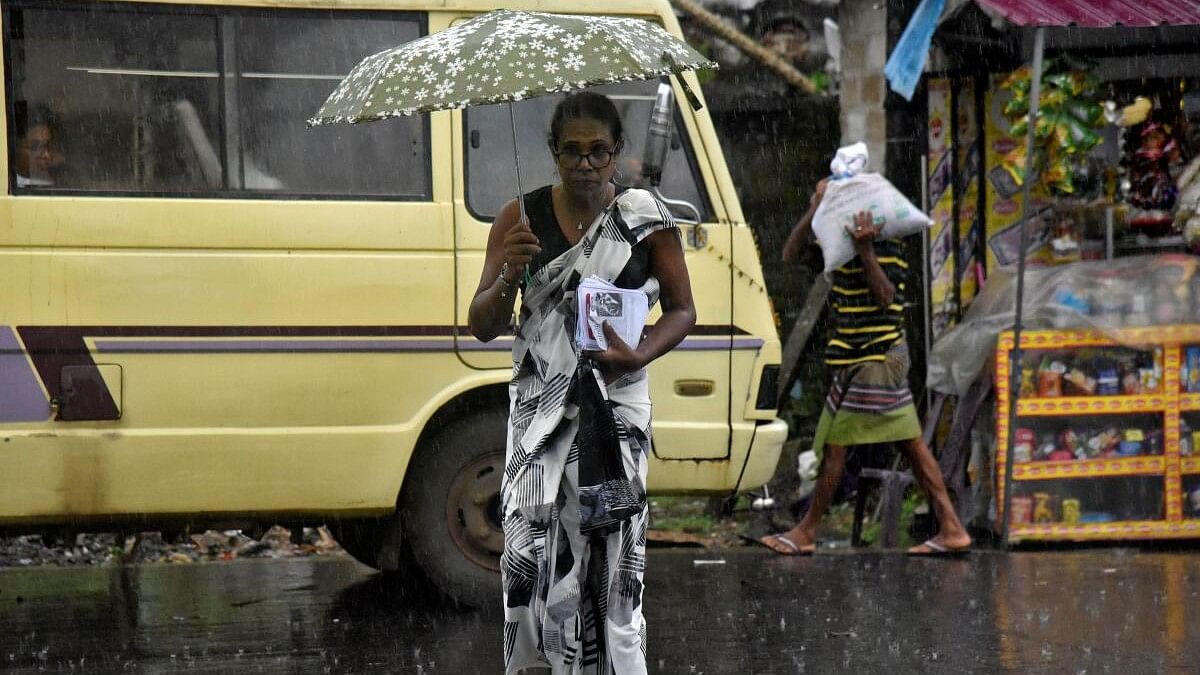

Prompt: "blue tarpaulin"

[883,0,945,101]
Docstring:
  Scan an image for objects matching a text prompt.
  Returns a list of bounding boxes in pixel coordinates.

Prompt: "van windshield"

[465,79,710,221]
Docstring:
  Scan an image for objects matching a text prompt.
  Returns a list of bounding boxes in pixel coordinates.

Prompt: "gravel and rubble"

[0,526,344,567]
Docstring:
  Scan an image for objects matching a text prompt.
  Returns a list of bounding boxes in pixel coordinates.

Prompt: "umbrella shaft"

[509,102,528,225]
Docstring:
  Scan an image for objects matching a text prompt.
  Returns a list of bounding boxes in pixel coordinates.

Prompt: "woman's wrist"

[499,261,520,286]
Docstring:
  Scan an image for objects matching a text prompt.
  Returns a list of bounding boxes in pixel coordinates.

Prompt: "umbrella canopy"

[308,9,715,126]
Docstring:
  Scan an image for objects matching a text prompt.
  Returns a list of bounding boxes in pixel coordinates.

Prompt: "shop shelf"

[1012,456,1164,481]
[1182,457,1200,475]
[1009,520,1200,542]
[1182,393,1200,412]
[1015,395,1166,416]
[1000,325,1200,350]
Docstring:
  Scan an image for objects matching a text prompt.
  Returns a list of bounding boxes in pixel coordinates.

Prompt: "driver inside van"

[13,102,64,188]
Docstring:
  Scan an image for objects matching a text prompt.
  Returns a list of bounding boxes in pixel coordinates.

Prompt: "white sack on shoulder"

[811,173,932,273]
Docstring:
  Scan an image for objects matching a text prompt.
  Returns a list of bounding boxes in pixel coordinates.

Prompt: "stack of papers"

[575,276,649,351]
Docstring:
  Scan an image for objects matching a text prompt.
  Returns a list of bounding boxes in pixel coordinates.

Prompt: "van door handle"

[674,379,714,397]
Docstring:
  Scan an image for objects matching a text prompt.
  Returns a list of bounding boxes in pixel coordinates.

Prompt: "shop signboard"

[928,77,957,340]
[956,77,983,309]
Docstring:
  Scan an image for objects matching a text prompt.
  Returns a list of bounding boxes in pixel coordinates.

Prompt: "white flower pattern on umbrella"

[309,9,715,125]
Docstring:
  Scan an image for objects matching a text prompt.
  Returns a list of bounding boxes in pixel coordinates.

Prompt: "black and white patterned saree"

[501,187,675,674]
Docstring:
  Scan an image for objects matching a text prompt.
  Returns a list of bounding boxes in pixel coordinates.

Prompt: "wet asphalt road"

[1,548,1199,674]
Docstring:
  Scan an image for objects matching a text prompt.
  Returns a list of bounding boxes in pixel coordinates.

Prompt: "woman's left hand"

[584,322,645,384]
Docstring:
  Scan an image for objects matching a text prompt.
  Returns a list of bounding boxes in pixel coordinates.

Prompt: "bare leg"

[761,444,848,554]
[901,436,971,551]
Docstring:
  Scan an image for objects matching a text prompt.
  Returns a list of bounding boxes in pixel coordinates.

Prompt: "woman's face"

[553,116,620,201]
[16,124,55,179]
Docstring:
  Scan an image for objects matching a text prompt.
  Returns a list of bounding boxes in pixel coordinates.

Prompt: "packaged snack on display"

[1020,369,1036,397]
[1011,495,1034,524]
[1139,367,1160,394]
[1093,362,1118,395]
[1061,498,1082,525]
[1037,359,1066,397]
[1084,427,1122,458]
[1014,428,1035,463]
[1019,348,1159,398]
[1185,347,1200,393]
[1121,368,1141,395]
[1033,492,1057,523]
[1118,428,1144,456]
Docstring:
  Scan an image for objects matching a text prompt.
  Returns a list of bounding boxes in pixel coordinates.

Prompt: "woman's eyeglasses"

[554,147,616,169]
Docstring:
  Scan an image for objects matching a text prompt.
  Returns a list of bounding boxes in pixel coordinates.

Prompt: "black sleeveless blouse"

[521,185,652,290]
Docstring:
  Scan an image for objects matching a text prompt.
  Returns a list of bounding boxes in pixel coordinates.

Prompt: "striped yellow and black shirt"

[825,239,908,366]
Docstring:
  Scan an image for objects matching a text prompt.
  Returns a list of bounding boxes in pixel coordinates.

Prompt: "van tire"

[400,409,507,608]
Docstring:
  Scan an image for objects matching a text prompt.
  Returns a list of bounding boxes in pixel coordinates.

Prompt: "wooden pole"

[671,0,820,95]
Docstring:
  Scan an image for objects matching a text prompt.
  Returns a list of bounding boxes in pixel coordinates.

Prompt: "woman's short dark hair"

[548,92,624,149]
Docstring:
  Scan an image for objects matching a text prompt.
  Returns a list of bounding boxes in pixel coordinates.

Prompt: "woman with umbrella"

[469,91,696,674]
[310,10,714,670]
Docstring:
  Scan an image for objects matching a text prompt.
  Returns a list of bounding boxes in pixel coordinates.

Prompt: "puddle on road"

[1,550,1198,672]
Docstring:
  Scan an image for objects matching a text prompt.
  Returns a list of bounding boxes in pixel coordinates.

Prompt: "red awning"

[973,0,1200,27]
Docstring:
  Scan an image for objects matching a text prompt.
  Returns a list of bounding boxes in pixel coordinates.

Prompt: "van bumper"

[737,418,788,488]
[647,418,790,493]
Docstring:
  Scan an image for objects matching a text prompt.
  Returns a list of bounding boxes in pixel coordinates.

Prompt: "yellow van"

[0,0,785,604]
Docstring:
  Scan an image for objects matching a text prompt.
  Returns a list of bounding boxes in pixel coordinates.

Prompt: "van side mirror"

[640,82,675,187]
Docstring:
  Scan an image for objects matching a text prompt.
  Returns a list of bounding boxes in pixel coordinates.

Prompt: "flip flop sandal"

[908,539,970,557]
[759,533,814,556]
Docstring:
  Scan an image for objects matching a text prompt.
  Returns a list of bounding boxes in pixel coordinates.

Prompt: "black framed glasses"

[553,147,616,169]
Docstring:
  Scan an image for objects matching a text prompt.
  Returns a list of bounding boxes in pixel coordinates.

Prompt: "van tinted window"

[465,80,710,221]
[4,2,429,199]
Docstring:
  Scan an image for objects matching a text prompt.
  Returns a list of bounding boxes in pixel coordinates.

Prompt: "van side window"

[465,80,711,221]
[234,15,426,197]
[7,7,222,192]
[4,3,429,199]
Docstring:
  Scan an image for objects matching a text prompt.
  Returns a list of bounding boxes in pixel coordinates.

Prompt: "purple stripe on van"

[0,327,52,422]
[92,338,463,354]
[680,337,765,350]
[90,336,763,353]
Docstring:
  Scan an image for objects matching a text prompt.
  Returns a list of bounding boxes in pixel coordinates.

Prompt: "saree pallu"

[501,188,675,674]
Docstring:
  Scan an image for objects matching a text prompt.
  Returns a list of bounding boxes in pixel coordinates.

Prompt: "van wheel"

[401,410,506,608]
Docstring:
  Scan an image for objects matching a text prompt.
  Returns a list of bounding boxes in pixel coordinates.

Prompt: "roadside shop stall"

[916,0,1200,543]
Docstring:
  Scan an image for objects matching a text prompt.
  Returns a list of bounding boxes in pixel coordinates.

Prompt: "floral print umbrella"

[308,9,715,125]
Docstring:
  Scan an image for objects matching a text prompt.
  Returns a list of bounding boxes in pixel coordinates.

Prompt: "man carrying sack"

[763,147,971,556]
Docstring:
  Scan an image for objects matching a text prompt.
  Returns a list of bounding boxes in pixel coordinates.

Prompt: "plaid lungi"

[812,341,921,462]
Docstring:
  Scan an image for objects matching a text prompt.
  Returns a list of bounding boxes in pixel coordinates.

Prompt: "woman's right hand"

[502,217,541,283]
